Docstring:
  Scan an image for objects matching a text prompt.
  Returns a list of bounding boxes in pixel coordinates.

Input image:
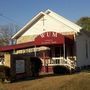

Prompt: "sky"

[0,0,90,28]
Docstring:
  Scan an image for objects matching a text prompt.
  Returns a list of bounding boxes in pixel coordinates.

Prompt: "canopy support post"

[34,46,37,57]
[63,42,65,59]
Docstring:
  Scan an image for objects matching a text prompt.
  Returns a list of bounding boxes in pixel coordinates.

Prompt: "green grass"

[0,72,90,90]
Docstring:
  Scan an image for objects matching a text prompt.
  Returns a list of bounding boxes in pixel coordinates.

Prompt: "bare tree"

[0,24,19,46]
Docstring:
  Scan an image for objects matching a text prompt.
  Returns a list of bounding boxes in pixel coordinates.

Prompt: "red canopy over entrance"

[35,32,64,46]
[0,32,74,52]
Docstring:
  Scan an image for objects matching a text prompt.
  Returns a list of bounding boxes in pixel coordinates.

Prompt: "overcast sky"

[0,0,90,27]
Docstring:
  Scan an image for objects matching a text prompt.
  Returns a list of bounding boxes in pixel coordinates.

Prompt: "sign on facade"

[35,32,64,45]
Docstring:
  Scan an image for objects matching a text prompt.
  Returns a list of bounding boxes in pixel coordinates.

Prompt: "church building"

[11,9,81,72]
[1,9,89,77]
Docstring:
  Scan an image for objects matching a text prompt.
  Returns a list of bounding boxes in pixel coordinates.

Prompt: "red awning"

[35,32,64,46]
[0,41,34,52]
[0,32,74,52]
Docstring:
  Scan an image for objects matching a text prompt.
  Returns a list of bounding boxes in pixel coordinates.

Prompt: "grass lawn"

[0,72,90,90]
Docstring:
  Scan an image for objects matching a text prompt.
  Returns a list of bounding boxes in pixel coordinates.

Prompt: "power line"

[0,13,19,26]
[0,13,20,32]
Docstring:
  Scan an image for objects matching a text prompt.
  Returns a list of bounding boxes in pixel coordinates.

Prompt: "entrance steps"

[49,57,76,72]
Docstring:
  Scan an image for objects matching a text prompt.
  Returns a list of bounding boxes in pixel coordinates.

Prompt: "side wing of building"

[76,31,90,68]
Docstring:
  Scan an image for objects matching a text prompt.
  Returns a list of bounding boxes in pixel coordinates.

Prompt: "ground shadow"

[11,73,67,83]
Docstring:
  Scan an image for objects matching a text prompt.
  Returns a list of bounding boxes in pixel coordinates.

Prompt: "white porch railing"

[48,57,76,70]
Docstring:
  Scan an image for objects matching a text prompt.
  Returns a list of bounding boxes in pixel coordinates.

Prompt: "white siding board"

[45,10,81,32]
[22,15,76,36]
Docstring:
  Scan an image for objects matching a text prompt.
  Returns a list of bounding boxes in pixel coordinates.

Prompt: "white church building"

[0,9,90,74]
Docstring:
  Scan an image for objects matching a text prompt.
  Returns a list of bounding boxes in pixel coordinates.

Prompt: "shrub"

[53,65,70,74]
[0,65,10,82]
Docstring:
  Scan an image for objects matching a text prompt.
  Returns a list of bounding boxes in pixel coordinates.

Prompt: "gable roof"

[12,12,45,39]
[12,9,82,39]
[45,9,81,32]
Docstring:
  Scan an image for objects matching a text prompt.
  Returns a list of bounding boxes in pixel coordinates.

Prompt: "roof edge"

[12,11,45,39]
[45,9,82,32]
